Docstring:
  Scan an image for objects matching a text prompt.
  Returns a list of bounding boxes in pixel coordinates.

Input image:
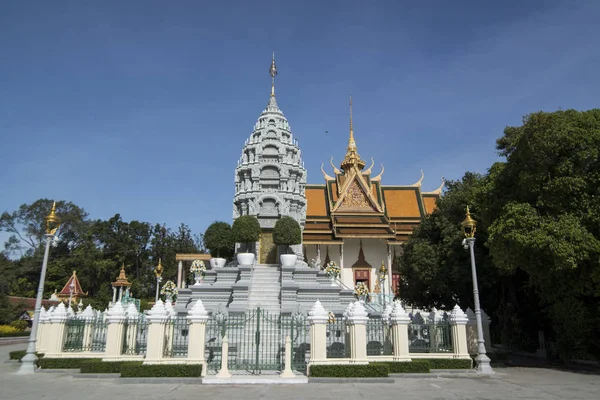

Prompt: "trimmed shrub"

[38,358,98,369]
[273,216,301,253]
[120,363,202,377]
[420,358,473,369]
[232,215,261,253]
[0,324,29,337]
[80,360,141,374]
[204,221,234,258]
[309,364,389,378]
[9,350,26,360]
[9,320,28,331]
[376,360,431,373]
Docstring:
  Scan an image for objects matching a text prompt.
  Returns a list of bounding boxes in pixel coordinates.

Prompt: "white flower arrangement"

[324,261,340,278]
[160,280,177,297]
[190,260,206,275]
[354,281,370,297]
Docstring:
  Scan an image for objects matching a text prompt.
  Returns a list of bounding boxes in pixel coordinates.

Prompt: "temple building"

[302,99,444,295]
[55,270,87,304]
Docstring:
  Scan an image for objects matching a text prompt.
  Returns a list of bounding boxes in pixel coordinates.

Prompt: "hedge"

[120,363,203,377]
[374,360,431,373]
[9,350,44,361]
[0,331,30,338]
[231,215,261,250]
[204,221,234,258]
[38,358,98,369]
[420,358,473,369]
[309,364,389,378]
[80,360,141,374]
[273,216,302,248]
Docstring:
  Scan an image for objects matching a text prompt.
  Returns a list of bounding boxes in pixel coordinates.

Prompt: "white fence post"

[186,299,209,376]
[44,303,69,358]
[347,300,369,364]
[449,305,470,359]
[390,302,411,361]
[103,302,127,360]
[307,300,328,371]
[144,300,169,364]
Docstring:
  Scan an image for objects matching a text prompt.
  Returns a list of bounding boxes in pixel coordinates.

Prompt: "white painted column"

[390,302,411,361]
[280,335,296,378]
[186,299,209,376]
[449,305,470,359]
[103,302,127,360]
[112,287,117,303]
[118,287,123,302]
[346,300,369,364]
[35,307,47,354]
[144,300,169,364]
[44,303,69,358]
[124,303,139,354]
[177,260,183,289]
[307,300,328,369]
[216,335,232,378]
[386,244,393,293]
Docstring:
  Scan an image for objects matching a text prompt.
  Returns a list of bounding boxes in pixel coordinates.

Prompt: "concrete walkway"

[2,344,599,399]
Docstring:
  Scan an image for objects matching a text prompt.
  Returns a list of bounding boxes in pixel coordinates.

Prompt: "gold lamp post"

[19,201,61,374]
[154,259,164,302]
[461,206,493,374]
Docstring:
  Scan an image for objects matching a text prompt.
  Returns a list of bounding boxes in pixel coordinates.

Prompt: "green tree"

[273,216,301,254]
[232,215,261,253]
[487,109,600,359]
[204,221,234,258]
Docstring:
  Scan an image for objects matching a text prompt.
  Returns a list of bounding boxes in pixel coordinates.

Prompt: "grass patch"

[120,363,202,378]
[309,364,389,378]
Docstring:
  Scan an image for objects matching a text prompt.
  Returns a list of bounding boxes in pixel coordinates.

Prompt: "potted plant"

[324,261,340,286]
[273,216,302,267]
[354,282,370,303]
[232,215,261,266]
[204,221,234,268]
[160,280,178,303]
[190,260,206,285]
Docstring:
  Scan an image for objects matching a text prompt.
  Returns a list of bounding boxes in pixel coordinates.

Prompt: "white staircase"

[247,264,281,314]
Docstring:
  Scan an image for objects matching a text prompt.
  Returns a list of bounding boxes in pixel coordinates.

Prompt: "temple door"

[259,231,277,264]
[392,273,400,296]
[353,268,371,291]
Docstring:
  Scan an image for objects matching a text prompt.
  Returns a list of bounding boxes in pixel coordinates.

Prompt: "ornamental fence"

[326,315,347,358]
[122,315,149,355]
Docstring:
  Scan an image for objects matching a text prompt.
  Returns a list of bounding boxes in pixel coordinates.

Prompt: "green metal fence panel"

[163,316,189,358]
[366,316,393,356]
[408,322,454,353]
[205,311,228,373]
[326,315,347,358]
[89,316,107,352]
[280,313,310,372]
[122,316,149,355]
[63,318,85,352]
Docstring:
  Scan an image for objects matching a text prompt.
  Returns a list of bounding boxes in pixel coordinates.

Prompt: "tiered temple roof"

[57,270,87,301]
[303,97,444,244]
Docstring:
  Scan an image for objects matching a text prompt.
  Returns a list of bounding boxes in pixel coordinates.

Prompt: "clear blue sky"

[1,0,599,242]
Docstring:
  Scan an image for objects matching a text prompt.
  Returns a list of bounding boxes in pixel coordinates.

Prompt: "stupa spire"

[269,52,277,97]
[340,94,366,172]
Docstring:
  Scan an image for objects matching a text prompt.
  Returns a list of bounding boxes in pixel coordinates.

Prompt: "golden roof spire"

[340,94,366,172]
[269,52,278,97]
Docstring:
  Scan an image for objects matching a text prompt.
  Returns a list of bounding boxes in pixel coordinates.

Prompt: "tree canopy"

[0,200,205,309]
[399,109,600,360]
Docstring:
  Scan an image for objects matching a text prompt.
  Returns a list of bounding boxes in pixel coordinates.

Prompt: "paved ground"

[2,343,599,399]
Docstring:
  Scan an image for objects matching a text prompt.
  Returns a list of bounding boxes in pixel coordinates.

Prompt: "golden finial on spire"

[269,52,278,97]
[340,94,366,172]
[155,258,163,278]
[45,201,61,235]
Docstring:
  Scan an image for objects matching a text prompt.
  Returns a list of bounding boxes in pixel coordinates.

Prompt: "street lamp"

[68,279,75,309]
[379,261,388,307]
[461,206,494,374]
[154,259,164,303]
[19,201,61,374]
